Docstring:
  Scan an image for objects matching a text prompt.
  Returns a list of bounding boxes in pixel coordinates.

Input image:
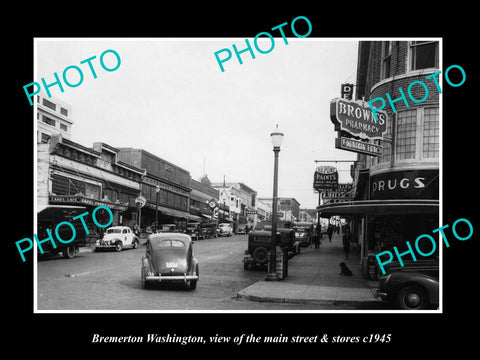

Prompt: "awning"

[317,199,439,216]
[146,203,201,221]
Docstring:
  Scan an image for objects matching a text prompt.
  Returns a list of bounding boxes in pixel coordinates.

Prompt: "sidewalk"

[237,233,381,307]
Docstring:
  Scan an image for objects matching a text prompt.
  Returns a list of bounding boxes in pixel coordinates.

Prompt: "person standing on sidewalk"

[342,227,352,260]
[327,225,333,242]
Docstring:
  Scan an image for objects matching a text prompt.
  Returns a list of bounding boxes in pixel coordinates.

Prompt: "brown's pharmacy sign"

[330,98,388,140]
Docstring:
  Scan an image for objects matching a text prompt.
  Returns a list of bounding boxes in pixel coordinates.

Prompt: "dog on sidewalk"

[339,262,353,276]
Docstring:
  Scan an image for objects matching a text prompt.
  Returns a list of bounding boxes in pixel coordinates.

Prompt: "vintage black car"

[243,221,299,270]
[375,259,439,310]
[295,222,315,247]
[141,233,199,290]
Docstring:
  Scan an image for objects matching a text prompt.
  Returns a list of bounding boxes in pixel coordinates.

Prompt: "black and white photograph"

[7,7,477,354]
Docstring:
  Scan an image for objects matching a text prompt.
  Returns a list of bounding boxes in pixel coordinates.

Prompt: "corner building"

[318,41,440,279]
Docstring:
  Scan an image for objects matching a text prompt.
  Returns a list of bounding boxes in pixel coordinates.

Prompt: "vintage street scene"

[34,39,440,312]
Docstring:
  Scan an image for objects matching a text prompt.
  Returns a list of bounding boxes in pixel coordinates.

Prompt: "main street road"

[36,234,358,311]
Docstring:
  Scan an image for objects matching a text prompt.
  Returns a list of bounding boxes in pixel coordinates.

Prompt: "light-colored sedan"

[95,226,140,252]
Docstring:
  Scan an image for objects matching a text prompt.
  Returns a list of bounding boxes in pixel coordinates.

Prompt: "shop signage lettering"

[214,16,312,72]
[370,170,438,200]
[336,136,382,156]
[368,64,467,121]
[15,205,114,262]
[49,194,128,211]
[376,217,473,275]
[330,98,387,140]
[23,49,121,106]
[313,166,338,191]
[323,183,354,198]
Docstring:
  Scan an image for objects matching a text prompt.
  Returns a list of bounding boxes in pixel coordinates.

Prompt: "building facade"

[189,175,219,220]
[212,182,257,229]
[117,148,197,230]
[38,135,145,236]
[37,94,73,143]
[318,40,440,279]
[258,197,300,222]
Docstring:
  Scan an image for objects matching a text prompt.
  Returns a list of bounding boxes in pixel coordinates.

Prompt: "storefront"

[317,168,439,279]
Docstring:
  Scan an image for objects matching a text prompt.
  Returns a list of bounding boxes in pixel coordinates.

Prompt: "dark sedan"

[375,259,439,310]
[141,233,199,290]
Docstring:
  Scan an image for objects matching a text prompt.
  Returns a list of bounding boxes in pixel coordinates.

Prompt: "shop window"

[377,116,393,163]
[51,174,85,196]
[422,107,439,158]
[396,109,417,160]
[409,41,439,71]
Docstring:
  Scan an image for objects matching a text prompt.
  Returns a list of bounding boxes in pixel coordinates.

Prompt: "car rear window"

[157,240,185,248]
[107,229,121,234]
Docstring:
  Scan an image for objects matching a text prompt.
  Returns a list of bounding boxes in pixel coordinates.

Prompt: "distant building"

[211,181,257,229]
[299,209,317,223]
[37,94,73,143]
[257,197,300,222]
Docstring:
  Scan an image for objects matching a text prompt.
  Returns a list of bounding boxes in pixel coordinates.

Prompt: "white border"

[33,37,442,314]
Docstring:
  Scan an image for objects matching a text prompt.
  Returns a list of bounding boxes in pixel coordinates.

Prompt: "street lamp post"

[266,124,284,281]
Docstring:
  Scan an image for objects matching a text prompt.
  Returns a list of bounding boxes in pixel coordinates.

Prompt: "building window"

[42,98,56,111]
[409,41,439,71]
[42,115,56,127]
[381,41,392,80]
[378,116,393,163]
[60,123,68,132]
[396,109,417,160]
[60,107,68,116]
[422,107,439,158]
[41,133,50,143]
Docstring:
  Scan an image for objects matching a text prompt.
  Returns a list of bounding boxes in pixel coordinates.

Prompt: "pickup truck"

[243,221,300,269]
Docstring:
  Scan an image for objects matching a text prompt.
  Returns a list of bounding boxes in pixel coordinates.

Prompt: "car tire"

[115,241,123,252]
[252,247,268,265]
[62,246,76,259]
[132,240,139,249]
[397,285,428,310]
[141,267,150,289]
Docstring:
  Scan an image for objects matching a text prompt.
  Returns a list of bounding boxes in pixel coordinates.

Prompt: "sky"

[36,38,359,209]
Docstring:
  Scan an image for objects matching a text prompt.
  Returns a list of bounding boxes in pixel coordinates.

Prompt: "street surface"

[37,234,369,311]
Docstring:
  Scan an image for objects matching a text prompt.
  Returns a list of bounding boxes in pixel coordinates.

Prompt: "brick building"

[318,40,440,279]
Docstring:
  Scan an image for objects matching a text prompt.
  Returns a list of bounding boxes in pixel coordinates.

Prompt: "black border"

[7,5,476,354]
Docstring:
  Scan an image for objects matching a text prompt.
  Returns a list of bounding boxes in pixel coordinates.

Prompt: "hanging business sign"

[341,83,354,100]
[330,98,387,140]
[335,136,383,156]
[313,166,338,191]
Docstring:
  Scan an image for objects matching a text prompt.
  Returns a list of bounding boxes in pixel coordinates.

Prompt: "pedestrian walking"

[327,225,333,242]
[313,228,320,249]
[342,227,352,260]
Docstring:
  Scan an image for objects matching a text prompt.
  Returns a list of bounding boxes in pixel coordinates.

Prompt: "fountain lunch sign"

[330,97,388,156]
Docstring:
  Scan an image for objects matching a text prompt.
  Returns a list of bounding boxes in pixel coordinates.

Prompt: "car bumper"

[95,244,116,249]
[373,288,388,300]
[146,274,198,282]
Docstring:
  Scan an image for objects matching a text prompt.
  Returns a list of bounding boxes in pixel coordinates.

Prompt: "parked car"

[235,227,246,235]
[375,259,439,310]
[157,224,179,233]
[201,221,218,239]
[218,223,233,237]
[95,226,140,252]
[243,220,299,270]
[186,222,202,240]
[141,233,199,290]
[295,222,314,247]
